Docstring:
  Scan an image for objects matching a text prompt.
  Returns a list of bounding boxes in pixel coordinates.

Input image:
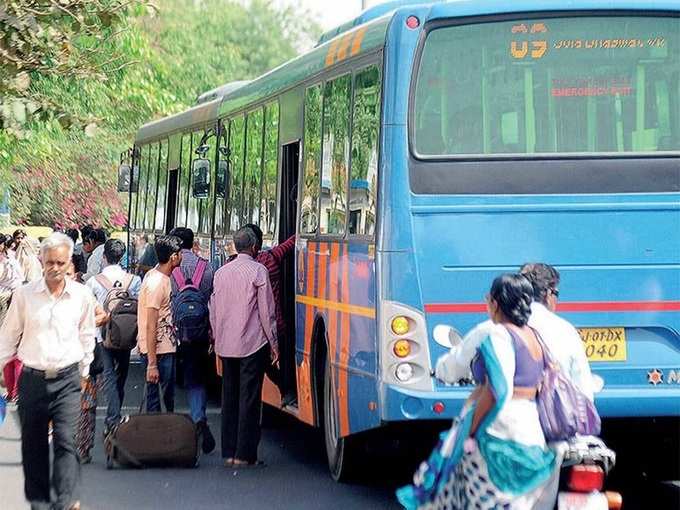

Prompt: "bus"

[122,0,680,480]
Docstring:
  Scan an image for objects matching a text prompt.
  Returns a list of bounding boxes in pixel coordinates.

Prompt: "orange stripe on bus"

[295,295,375,318]
[325,38,342,67]
[336,33,354,62]
[350,27,368,56]
[299,242,317,424]
[328,243,340,370]
[339,244,351,437]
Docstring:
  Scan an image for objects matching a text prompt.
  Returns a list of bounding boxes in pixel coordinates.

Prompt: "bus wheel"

[323,355,357,482]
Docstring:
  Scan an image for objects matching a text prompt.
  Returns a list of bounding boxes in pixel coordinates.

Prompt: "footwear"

[281,393,298,408]
[197,420,216,454]
[69,501,81,510]
[223,457,234,467]
[79,453,92,465]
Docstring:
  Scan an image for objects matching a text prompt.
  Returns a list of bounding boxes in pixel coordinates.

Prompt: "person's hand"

[215,355,223,377]
[270,344,279,366]
[146,365,160,384]
[80,377,89,392]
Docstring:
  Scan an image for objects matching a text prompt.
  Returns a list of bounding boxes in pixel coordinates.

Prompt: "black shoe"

[281,393,298,408]
[198,420,216,454]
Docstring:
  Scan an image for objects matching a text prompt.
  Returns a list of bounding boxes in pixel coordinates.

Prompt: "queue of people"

[0,223,599,509]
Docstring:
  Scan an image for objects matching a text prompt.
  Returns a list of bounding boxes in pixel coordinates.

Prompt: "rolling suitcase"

[105,384,198,469]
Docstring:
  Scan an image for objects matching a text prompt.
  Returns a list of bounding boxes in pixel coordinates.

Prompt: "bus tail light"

[568,465,604,492]
[393,339,411,358]
[391,316,410,335]
[395,363,414,382]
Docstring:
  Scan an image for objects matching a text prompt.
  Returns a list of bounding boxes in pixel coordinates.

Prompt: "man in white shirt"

[86,239,141,435]
[520,263,595,401]
[0,233,95,510]
[82,228,106,282]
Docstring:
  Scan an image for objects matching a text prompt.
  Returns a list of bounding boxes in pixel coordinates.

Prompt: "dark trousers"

[18,365,81,509]
[180,343,209,423]
[221,344,269,462]
[140,353,175,412]
[101,347,131,430]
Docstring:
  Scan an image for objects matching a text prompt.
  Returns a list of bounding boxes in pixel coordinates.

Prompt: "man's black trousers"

[220,344,269,463]
[18,364,81,510]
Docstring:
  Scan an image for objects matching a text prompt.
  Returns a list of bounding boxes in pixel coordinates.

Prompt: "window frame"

[244,106,265,228]
[299,82,324,239]
[408,10,680,162]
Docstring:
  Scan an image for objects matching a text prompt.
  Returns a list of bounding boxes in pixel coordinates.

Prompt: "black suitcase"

[104,385,198,469]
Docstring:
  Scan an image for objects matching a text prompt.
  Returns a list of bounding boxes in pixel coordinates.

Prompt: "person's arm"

[269,234,296,265]
[0,288,25,376]
[256,268,278,363]
[82,247,101,282]
[568,326,595,401]
[94,303,109,328]
[78,293,96,378]
[144,307,160,383]
[470,380,496,435]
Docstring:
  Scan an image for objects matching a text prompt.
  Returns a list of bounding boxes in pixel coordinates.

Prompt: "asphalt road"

[1,364,678,509]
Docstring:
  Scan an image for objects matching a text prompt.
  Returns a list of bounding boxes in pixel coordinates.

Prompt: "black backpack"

[96,273,138,350]
[171,259,210,344]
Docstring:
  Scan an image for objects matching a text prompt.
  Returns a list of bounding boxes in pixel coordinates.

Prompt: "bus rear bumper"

[594,387,680,417]
[380,384,680,422]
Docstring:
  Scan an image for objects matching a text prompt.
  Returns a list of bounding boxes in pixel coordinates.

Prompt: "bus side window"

[187,131,201,231]
[349,65,381,237]
[128,149,139,231]
[320,74,351,236]
[144,142,160,231]
[300,84,323,235]
[176,133,191,228]
[134,145,150,231]
[228,116,246,232]
[262,101,279,241]
[245,108,264,227]
[155,139,169,232]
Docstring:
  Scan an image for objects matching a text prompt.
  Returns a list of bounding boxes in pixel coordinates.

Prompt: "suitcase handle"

[139,382,168,414]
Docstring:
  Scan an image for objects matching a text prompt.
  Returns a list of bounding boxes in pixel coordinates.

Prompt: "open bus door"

[279,140,300,406]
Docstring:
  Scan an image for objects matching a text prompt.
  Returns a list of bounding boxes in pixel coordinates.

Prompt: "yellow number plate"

[577,327,627,362]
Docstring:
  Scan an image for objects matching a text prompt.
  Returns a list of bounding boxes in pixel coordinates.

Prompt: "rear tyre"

[323,354,358,482]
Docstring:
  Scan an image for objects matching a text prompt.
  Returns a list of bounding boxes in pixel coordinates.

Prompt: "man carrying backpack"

[168,227,215,454]
[86,239,141,437]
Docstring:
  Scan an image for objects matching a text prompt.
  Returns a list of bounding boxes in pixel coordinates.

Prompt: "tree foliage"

[0,0,320,229]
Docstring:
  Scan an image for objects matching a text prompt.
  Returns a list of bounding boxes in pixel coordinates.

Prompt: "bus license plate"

[558,492,608,510]
[577,327,627,362]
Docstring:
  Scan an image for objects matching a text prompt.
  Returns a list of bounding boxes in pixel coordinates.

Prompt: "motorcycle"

[557,435,623,510]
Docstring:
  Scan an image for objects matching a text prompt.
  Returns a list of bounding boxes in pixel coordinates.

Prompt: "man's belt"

[23,363,78,380]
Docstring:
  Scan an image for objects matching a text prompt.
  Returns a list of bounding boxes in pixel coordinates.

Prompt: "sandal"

[231,459,266,469]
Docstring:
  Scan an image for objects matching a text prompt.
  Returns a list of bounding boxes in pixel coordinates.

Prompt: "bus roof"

[134,98,222,145]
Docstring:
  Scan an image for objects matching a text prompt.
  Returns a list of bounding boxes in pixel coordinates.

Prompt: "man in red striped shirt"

[244,224,296,406]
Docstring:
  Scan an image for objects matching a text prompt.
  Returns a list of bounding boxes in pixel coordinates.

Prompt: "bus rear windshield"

[413,16,679,157]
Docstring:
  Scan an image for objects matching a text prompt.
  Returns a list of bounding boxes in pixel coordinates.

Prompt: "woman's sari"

[397,323,559,510]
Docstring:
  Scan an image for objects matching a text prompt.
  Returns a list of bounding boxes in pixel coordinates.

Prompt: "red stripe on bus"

[424,301,680,313]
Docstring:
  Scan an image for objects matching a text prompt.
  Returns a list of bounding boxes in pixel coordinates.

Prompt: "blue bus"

[125,0,679,480]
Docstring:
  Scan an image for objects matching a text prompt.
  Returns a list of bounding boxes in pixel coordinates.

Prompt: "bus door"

[280,140,300,402]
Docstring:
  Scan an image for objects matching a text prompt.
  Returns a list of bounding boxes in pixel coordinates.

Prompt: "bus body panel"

[295,240,380,435]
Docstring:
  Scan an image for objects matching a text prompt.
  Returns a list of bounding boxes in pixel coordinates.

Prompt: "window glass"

[414,16,680,156]
[214,121,228,237]
[144,142,159,231]
[155,139,168,232]
[134,145,150,230]
[350,66,381,236]
[320,74,351,235]
[262,102,279,240]
[128,149,140,230]
[245,108,264,226]
[176,134,191,228]
[228,116,245,232]
[300,84,322,235]
[199,139,216,236]
[187,132,201,231]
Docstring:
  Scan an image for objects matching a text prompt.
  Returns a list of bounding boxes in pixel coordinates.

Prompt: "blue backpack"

[171,259,209,344]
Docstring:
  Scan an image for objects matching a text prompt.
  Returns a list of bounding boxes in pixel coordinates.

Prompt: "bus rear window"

[413,16,679,157]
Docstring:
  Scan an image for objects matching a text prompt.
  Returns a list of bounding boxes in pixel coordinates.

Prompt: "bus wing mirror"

[192,158,211,199]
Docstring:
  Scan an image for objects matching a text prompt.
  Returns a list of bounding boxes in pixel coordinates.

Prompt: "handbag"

[534,331,601,441]
[90,342,105,377]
